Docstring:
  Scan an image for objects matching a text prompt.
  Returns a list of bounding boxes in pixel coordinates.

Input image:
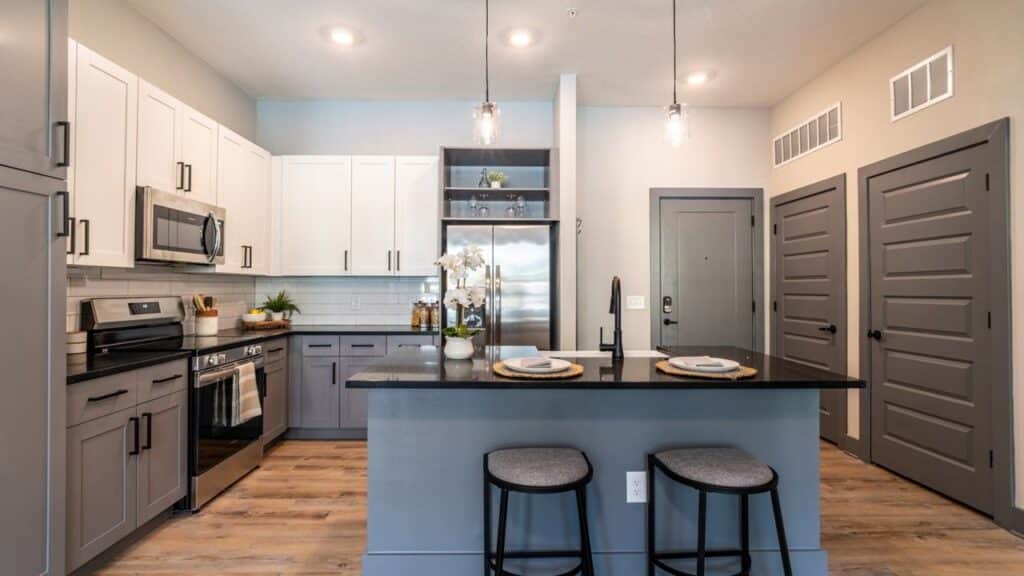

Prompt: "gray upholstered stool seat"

[653,447,773,489]
[487,447,590,488]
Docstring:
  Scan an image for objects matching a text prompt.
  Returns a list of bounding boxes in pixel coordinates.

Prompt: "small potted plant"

[436,246,486,360]
[261,290,301,322]
[487,171,507,189]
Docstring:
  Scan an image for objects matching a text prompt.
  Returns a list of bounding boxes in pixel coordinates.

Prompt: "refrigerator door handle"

[484,264,493,348]
[495,265,502,346]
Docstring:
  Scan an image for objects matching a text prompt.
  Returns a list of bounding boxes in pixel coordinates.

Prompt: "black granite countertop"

[68,324,437,384]
[346,345,865,390]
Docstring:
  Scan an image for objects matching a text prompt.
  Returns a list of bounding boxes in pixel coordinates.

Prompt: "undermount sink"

[541,350,668,359]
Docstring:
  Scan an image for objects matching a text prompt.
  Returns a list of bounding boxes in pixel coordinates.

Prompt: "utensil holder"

[195,310,219,336]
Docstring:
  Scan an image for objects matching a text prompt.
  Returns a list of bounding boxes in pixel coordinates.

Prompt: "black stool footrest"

[488,553,586,576]
[653,551,749,576]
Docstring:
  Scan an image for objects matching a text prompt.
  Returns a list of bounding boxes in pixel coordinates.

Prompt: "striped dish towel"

[233,361,262,425]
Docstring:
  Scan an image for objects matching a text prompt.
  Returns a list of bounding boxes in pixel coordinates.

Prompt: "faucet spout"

[599,276,625,360]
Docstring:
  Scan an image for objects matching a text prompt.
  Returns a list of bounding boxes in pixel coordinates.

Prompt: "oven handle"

[195,359,264,389]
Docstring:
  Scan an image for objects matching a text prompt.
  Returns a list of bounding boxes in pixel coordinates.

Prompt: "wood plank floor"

[91,440,1024,575]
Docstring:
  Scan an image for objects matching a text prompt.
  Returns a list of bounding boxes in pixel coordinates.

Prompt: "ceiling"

[128,0,928,107]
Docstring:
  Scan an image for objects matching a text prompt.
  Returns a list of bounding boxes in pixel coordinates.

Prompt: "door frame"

[857,118,1013,529]
[769,174,848,447]
[649,188,765,352]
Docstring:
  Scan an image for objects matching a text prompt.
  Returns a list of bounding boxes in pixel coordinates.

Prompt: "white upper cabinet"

[395,156,439,276]
[242,143,271,275]
[68,42,137,268]
[215,126,247,274]
[351,156,396,276]
[137,80,182,193]
[180,105,218,205]
[279,156,352,276]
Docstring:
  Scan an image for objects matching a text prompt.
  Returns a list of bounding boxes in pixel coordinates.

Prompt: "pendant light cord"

[485,0,490,103]
[672,0,677,105]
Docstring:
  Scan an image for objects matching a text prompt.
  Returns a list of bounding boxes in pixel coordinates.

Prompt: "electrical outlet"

[626,295,645,310]
[626,471,647,503]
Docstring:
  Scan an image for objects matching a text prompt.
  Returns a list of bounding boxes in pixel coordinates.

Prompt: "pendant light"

[665,0,689,147]
[473,0,501,145]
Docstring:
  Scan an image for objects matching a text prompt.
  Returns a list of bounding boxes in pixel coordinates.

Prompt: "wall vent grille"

[890,46,953,121]
[772,102,841,168]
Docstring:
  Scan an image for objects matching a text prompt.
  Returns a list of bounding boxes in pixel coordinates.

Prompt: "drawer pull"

[351,343,376,349]
[308,344,333,349]
[267,347,285,353]
[87,389,129,403]
[152,374,183,384]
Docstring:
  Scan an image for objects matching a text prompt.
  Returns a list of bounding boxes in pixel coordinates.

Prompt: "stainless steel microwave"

[135,186,226,265]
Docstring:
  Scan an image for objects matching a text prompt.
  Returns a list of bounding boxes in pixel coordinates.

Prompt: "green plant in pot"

[487,171,507,189]
[262,290,301,322]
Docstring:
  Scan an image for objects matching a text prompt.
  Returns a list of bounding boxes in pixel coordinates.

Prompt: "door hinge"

[772,223,777,235]
[985,173,990,191]
[989,449,994,468]
[751,215,755,227]
[988,311,992,329]
[773,300,777,312]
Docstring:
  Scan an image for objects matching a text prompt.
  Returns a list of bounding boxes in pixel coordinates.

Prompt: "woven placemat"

[656,360,758,380]
[493,361,584,380]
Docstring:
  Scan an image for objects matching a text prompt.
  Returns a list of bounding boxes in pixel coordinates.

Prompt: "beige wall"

[577,106,771,350]
[69,0,258,141]
[768,0,1024,505]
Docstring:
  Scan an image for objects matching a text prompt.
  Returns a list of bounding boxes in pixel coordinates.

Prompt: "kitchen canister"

[195,309,219,336]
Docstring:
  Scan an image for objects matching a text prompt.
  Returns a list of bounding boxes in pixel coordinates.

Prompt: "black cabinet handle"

[129,417,140,456]
[142,412,153,450]
[66,217,76,255]
[152,374,183,384]
[308,344,333,348]
[332,362,337,385]
[350,343,376,348]
[818,324,838,334]
[387,250,392,271]
[56,121,71,167]
[185,163,193,192]
[176,162,185,190]
[396,250,401,272]
[663,318,679,326]
[344,250,348,271]
[267,347,284,354]
[87,389,128,403]
[867,329,883,340]
[79,219,90,256]
[56,191,70,237]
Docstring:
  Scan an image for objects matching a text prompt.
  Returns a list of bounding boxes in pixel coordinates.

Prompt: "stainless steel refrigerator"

[442,224,556,350]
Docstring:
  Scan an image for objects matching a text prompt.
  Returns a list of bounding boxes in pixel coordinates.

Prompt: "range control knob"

[207,354,220,366]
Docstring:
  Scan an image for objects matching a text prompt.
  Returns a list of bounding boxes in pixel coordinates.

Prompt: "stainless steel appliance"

[442,224,556,349]
[191,343,265,511]
[135,186,225,265]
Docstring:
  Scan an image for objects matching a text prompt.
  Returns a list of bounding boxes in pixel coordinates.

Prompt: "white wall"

[577,107,771,350]
[69,0,259,141]
[257,100,554,155]
[767,0,1024,506]
[554,75,578,350]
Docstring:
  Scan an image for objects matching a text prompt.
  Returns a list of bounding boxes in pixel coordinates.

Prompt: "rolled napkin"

[678,356,725,367]
[519,357,552,369]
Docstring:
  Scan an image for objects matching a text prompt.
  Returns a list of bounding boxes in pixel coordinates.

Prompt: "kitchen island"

[348,346,864,576]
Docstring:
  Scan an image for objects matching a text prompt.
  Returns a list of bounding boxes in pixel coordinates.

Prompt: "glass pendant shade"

[665,103,688,147]
[473,101,501,146]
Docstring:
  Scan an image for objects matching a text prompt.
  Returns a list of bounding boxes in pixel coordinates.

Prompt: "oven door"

[136,186,226,265]
[190,359,265,481]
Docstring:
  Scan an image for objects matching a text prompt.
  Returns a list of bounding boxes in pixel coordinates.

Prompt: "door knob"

[867,329,882,340]
[663,318,679,326]
[818,324,837,334]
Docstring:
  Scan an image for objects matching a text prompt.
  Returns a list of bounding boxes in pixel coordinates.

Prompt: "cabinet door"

[181,105,218,204]
[136,80,182,193]
[280,156,352,275]
[395,156,439,276]
[137,390,187,525]
[243,143,271,275]
[0,0,68,179]
[262,359,289,444]
[299,357,340,429]
[340,358,375,430]
[351,156,396,276]
[215,126,246,273]
[67,407,138,571]
[70,43,137,268]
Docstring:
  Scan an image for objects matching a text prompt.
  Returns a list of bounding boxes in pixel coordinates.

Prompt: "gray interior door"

[659,199,754,348]
[867,143,993,514]
[772,176,847,444]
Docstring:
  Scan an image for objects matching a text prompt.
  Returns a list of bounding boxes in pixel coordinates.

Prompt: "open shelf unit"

[441,147,554,220]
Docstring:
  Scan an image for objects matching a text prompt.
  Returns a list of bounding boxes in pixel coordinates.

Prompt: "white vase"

[444,336,475,360]
[490,181,502,189]
[269,311,285,321]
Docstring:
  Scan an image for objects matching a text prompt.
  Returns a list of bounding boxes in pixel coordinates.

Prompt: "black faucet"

[599,276,624,360]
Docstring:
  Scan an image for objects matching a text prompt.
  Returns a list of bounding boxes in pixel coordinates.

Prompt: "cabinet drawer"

[339,335,387,357]
[67,372,137,428]
[136,359,189,403]
[387,335,435,354]
[301,335,340,357]
[264,338,289,366]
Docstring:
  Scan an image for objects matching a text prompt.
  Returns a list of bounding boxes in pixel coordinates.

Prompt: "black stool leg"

[647,456,655,576]
[484,468,491,575]
[697,490,707,576]
[495,489,509,576]
[770,488,793,576]
[576,488,594,576]
[740,494,751,576]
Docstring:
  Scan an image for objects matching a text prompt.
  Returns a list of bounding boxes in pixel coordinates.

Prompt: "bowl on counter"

[242,311,268,323]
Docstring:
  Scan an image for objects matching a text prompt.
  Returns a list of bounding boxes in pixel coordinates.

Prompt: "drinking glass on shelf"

[506,206,517,218]
[478,205,490,217]
[516,195,526,217]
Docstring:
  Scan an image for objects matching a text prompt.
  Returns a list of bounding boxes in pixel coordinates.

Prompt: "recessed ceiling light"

[329,27,357,47]
[506,29,534,48]
[686,71,710,86]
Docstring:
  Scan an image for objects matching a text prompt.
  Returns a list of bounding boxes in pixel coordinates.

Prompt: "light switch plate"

[626,471,647,503]
[626,296,645,310]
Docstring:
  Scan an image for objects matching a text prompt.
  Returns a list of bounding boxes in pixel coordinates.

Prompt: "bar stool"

[646,447,792,576]
[484,447,595,576]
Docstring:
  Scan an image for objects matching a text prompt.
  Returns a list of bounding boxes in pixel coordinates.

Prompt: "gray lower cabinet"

[137,390,187,525]
[262,348,289,445]
[299,356,341,429]
[67,407,138,571]
[340,358,375,429]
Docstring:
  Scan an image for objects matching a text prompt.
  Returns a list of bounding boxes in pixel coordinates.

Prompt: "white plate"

[503,357,573,374]
[668,356,740,373]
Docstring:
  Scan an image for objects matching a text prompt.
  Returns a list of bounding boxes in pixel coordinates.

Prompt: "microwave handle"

[202,212,222,263]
